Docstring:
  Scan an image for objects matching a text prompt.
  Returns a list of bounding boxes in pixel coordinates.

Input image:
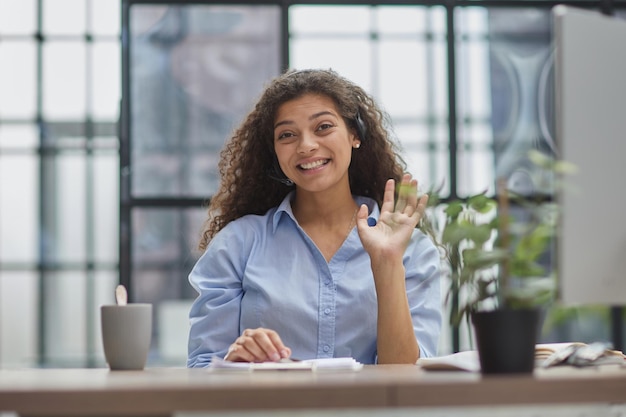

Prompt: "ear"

[346,128,357,144]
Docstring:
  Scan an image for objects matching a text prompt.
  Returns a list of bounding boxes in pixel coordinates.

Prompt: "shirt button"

[324,280,331,286]
[324,308,331,315]
[323,345,330,352]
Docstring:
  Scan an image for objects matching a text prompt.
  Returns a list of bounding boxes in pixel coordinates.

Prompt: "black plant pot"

[471,308,540,375]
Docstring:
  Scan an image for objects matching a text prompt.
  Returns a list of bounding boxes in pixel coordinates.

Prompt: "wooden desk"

[1,365,625,417]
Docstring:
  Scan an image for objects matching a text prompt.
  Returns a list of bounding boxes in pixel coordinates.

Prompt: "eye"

[316,122,334,132]
[276,131,296,141]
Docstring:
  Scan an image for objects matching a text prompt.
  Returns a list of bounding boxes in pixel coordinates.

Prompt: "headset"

[353,110,367,143]
[267,156,294,186]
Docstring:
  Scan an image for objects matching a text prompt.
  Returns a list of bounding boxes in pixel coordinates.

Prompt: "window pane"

[54,152,87,263]
[290,39,372,89]
[378,40,429,117]
[0,41,37,119]
[92,134,118,151]
[458,147,496,196]
[90,0,120,36]
[42,0,86,35]
[0,0,36,35]
[455,7,485,196]
[132,208,204,299]
[455,7,496,196]
[91,270,118,363]
[43,271,88,365]
[0,123,38,150]
[0,271,39,367]
[93,152,119,264]
[456,35,492,122]
[289,6,371,89]
[457,6,489,35]
[376,6,428,34]
[91,42,120,120]
[543,306,611,346]
[43,41,87,120]
[133,268,179,364]
[0,155,39,263]
[456,7,553,197]
[396,124,450,195]
[189,150,220,195]
[158,298,193,366]
[133,209,203,272]
[290,6,370,34]
[132,208,205,363]
[129,5,280,197]
[431,40,450,119]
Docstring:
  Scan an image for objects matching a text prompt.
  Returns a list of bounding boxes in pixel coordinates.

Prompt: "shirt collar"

[271,191,380,234]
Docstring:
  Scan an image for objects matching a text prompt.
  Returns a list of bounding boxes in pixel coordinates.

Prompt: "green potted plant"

[428,150,576,374]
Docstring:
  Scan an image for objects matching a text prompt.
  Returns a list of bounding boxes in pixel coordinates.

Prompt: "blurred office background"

[0,0,624,368]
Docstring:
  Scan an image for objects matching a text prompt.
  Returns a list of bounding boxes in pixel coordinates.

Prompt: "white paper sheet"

[210,356,363,371]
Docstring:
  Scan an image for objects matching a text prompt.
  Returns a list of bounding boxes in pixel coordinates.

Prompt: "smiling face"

[273,93,361,195]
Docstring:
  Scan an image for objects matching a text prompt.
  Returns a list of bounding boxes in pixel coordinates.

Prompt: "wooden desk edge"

[2,366,626,416]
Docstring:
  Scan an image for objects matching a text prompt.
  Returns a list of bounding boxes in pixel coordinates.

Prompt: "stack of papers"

[416,342,626,372]
[416,350,480,372]
[537,342,625,367]
[210,356,363,371]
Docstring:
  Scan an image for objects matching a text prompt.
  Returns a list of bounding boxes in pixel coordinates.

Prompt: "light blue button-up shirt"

[187,193,441,368]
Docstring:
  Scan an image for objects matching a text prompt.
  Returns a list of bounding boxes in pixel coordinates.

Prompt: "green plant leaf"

[444,202,464,219]
[467,194,497,214]
[514,224,552,261]
[462,248,507,269]
[528,149,554,169]
[510,259,546,277]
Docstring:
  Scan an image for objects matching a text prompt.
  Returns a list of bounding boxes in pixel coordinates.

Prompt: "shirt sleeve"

[187,223,249,368]
[405,230,442,358]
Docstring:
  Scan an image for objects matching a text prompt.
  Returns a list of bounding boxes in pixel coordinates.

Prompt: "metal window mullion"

[35,0,47,368]
[281,1,290,72]
[120,1,132,300]
[445,4,458,201]
[445,2,461,353]
[84,0,97,368]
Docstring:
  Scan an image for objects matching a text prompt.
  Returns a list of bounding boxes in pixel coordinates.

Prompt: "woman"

[187,69,441,367]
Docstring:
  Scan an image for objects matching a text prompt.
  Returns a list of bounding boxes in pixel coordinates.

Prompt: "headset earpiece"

[354,111,367,142]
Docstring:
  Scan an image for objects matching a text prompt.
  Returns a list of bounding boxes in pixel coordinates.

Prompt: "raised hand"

[356,173,428,264]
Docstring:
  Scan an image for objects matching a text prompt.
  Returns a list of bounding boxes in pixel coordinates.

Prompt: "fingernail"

[280,349,289,358]
[270,352,280,361]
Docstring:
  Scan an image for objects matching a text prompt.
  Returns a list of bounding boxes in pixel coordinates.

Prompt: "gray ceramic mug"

[101,304,152,370]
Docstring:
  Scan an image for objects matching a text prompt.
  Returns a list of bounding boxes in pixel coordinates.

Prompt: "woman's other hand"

[356,173,428,264]
[224,327,292,362]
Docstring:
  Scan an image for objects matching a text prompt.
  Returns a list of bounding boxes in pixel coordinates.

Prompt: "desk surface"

[1,365,626,417]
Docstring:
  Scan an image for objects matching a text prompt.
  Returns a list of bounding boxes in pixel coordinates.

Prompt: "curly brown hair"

[198,68,407,251]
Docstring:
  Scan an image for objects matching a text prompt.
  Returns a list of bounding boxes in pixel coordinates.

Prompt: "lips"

[298,159,329,170]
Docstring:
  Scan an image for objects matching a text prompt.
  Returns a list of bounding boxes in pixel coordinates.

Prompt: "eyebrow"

[274,110,337,130]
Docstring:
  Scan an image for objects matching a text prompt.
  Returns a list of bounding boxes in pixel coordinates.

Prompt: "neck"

[292,188,357,227]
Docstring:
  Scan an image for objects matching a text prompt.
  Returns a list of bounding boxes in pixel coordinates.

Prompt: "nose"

[296,131,319,154]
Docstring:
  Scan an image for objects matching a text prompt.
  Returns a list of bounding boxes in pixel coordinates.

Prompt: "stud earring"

[354,143,361,149]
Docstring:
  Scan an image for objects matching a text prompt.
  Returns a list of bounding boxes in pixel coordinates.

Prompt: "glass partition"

[0,0,623,368]
[128,4,281,197]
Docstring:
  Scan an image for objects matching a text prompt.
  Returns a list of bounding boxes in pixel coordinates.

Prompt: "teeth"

[299,160,327,170]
